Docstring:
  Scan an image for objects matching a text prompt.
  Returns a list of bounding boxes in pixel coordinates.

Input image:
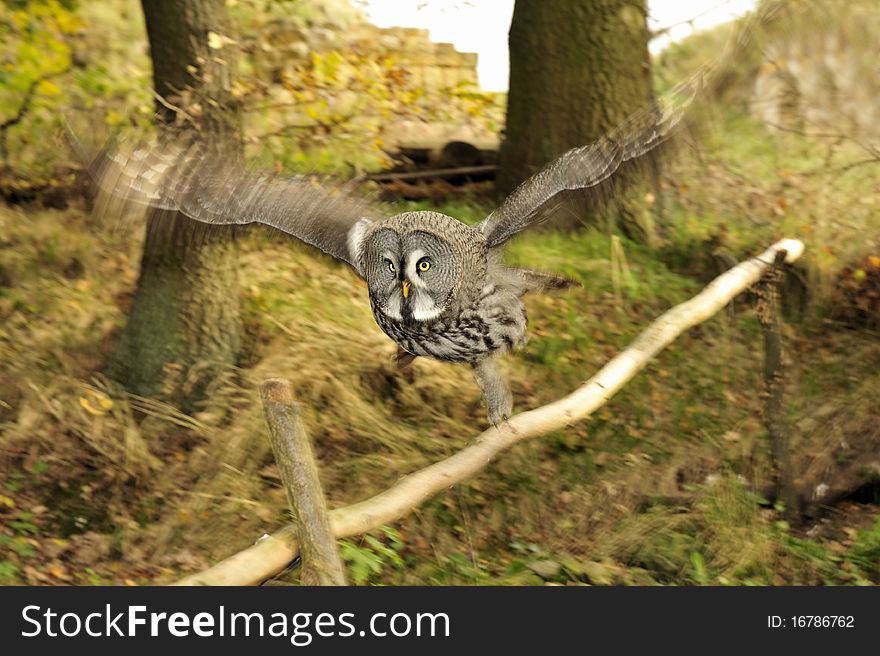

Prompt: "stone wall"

[350,25,478,89]
[246,15,497,158]
[254,20,479,91]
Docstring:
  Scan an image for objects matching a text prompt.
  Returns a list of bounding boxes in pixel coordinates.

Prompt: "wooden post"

[260,378,347,585]
[757,250,799,524]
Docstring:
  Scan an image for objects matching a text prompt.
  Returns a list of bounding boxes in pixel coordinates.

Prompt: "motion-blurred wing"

[477,75,704,249]
[88,135,379,270]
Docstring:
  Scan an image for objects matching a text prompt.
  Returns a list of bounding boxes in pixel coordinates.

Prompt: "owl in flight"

[89,77,698,426]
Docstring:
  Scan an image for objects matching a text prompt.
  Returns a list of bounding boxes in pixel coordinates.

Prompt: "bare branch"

[175,238,806,586]
[762,120,880,161]
[0,64,72,163]
[151,89,195,125]
[365,165,497,183]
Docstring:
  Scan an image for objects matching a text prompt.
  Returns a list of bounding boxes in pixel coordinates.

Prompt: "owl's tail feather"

[395,347,418,371]
[507,267,580,296]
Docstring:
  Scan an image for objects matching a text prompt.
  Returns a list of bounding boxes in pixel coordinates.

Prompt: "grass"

[3,175,877,586]
[1,2,879,587]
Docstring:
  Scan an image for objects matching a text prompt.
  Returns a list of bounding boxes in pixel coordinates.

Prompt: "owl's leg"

[472,356,512,427]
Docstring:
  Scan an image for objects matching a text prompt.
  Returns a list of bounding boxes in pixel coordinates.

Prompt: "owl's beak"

[401,279,411,299]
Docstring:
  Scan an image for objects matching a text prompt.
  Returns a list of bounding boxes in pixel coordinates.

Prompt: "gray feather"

[477,73,705,249]
[88,134,379,270]
[492,266,579,295]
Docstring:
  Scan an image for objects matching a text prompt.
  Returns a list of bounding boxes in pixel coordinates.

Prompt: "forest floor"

[2,0,880,582]
[1,101,879,585]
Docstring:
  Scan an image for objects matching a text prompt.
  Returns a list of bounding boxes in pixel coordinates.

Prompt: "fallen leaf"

[207,31,224,49]
[78,397,105,416]
[48,563,71,581]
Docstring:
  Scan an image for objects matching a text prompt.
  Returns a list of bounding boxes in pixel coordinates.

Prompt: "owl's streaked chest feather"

[370,282,527,365]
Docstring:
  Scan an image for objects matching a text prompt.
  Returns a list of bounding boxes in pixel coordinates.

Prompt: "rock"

[581,560,616,586]
[527,559,562,580]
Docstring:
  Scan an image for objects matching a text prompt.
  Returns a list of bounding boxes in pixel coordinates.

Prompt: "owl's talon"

[475,357,513,429]
[488,409,511,429]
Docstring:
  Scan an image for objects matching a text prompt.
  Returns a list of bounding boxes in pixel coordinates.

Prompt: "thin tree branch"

[150,89,195,125]
[175,238,805,586]
[762,120,880,160]
[0,64,72,163]
[365,165,497,183]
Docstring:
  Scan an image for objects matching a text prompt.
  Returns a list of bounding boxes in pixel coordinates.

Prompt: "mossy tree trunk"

[111,0,243,408]
[496,0,657,244]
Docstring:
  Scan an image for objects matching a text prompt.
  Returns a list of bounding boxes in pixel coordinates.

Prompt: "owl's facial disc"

[364,229,457,324]
[401,247,442,323]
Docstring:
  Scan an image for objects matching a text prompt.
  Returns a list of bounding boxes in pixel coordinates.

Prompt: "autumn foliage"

[831,255,880,331]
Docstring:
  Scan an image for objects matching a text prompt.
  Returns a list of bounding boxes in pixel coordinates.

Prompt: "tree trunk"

[111,0,243,408]
[496,0,657,243]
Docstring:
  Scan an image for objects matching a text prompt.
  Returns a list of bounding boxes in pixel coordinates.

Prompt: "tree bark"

[260,379,347,586]
[496,0,657,243]
[757,250,799,524]
[111,0,243,407]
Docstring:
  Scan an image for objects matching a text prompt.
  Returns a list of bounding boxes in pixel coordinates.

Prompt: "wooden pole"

[260,378,347,585]
[757,250,799,523]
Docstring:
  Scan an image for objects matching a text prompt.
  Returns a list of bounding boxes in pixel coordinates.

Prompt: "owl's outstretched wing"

[476,74,704,249]
[88,134,379,270]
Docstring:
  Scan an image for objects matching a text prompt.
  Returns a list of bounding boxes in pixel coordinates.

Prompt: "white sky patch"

[359,0,757,91]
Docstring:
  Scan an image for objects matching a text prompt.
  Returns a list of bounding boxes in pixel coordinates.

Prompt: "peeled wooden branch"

[176,238,805,586]
[260,379,347,585]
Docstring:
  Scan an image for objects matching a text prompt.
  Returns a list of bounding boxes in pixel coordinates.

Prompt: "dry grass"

[0,192,878,586]
[2,94,880,585]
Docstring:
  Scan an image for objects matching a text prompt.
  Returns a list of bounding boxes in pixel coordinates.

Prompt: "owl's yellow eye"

[387,260,396,273]
[418,259,431,272]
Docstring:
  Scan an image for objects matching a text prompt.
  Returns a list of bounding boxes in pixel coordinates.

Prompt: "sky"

[360,0,757,91]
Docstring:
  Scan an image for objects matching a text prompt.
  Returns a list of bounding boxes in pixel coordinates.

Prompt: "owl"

[88,78,696,425]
